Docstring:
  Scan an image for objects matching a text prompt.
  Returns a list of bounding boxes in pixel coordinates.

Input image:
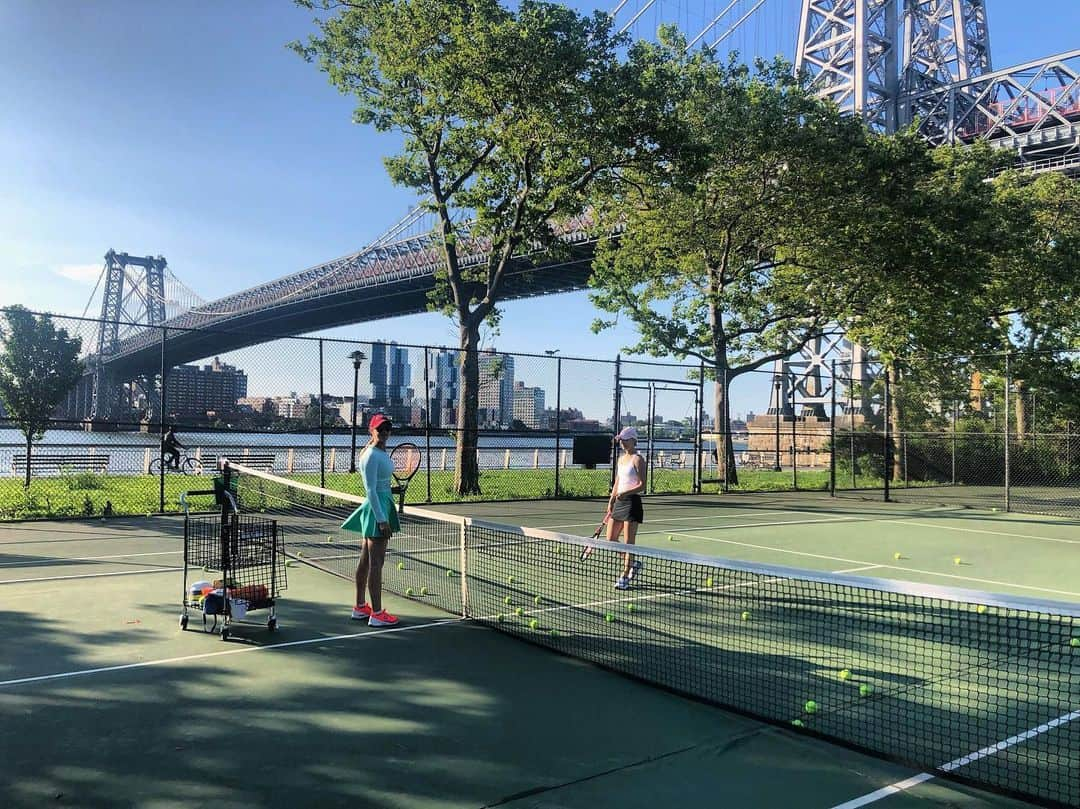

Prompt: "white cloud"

[54,264,102,284]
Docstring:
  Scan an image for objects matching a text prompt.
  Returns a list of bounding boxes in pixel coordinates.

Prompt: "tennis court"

[1,469,1077,808]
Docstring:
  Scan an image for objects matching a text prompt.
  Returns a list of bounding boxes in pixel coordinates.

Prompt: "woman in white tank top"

[606,426,647,590]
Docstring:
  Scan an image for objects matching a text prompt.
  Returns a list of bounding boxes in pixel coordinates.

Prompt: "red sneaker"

[368,609,399,627]
[351,603,373,620]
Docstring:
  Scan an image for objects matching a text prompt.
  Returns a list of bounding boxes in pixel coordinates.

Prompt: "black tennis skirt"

[611,494,644,524]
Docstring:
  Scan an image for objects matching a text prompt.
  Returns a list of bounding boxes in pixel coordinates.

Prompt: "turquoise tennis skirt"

[341,492,400,538]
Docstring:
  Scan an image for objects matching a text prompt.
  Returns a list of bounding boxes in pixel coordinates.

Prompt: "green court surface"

[0,497,1076,808]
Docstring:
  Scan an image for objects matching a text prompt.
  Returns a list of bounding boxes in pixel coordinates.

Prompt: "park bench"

[202,453,277,472]
[12,454,110,477]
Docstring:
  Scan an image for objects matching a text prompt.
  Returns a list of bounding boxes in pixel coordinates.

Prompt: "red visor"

[369,414,392,431]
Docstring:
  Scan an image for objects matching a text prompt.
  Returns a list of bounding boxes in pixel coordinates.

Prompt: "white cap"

[616,427,638,441]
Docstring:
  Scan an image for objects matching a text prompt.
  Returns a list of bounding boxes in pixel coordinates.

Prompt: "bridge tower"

[795,0,993,133]
[89,249,169,421]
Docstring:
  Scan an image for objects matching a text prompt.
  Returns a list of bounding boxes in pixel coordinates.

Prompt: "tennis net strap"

[225,461,1080,808]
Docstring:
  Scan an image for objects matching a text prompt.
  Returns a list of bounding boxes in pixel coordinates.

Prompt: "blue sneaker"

[627,560,643,581]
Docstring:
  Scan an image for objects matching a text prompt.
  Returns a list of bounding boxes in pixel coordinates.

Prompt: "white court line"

[0,550,181,568]
[644,515,863,535]
[882,519,1080,546]
[0,617,463,689]
[0,567,182,585]
[539,510,809,530]
[831,565,882,574]
[667,531,1080,600]
[829,710,1080,808]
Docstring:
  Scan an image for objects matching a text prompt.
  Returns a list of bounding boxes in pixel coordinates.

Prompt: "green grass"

[0,466,920,521]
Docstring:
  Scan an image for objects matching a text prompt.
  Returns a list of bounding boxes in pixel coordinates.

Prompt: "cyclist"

[162,426,185,470]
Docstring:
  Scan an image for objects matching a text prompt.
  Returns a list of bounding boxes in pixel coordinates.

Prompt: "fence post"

[830,359,836,497]
[790,373,797,491]
[952,401,958,485]
[902,434,908,487]
[158,326,167,513]
[554,356,562,497]
[319,339,326,492]
[722,366,730,494]
[883,369,891,503]
[611,355,621,490]
[1004,351,1011,512]
[848,370,856,489]
[424,347,432,503]
[695,360,704,494]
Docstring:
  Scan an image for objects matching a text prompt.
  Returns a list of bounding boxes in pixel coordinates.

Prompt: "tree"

[0,307,84,487]
[588,43,875,484]
[294,0,652,493]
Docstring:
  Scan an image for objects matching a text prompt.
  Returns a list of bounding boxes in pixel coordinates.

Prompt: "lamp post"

[773,375,783,472]
[349,350,367,473]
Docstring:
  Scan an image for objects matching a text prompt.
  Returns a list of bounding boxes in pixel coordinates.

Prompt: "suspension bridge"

[62,1,1080,422]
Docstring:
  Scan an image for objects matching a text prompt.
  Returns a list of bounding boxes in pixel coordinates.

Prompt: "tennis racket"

[389,442,422,514]
[579,512,610,562]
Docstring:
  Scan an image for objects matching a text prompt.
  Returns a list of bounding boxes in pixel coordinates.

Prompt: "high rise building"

[512,381,546,429]
[166,357,247,418]
[433,350,459,428]
[369,342,414,424]
[479,352,515,428]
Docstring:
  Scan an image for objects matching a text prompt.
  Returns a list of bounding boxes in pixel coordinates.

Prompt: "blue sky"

[1,1,1077,419]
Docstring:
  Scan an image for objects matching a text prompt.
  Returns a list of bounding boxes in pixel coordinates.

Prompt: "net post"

[554,356,562,497]
[883,366,891,503]
[459,519,469,618]
[829,359,836,497]
[158,325,167,513]
[424,347,432,503]
[1004,350,1011,512]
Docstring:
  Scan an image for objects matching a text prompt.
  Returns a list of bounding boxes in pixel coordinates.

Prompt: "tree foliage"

[294,0,653,493]
[0,307,84,487]
[588,40,875,482]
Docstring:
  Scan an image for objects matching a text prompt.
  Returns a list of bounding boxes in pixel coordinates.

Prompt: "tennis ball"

[804,700,819,714]
[893,552,902,560]
[405,588,415,596]
[791,719,804,728]
[297,551,304,558]
[667,534,676,542]
[528,619,539,629]
[605,613,615,622]
[626,603,637,613]
[976,605,987,614]
[859,685,873,697]
[419,587,428,596]
[397,562,405,570]
[514,607,524,617]
[741,610,751,621]
[1070,638,1080,648]
[705,577,714,588]
[534,596,543,605]
[446,569,455,577]
[504,596,513,605]
[326,535,332,542]
[953,556,962,565]
[550,629,559,637]
[838,669,852,681]
[991,507,999,512]
[508,575,516,584]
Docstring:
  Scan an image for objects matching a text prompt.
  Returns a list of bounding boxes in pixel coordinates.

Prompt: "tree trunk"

[1013,380,1027,438]
[887,363,903,482]
[24,432,32,489]
[712,360,738,486]
[455,318,482,495]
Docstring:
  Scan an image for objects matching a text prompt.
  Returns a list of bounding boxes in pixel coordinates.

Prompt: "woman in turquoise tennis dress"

[348,414,400,626]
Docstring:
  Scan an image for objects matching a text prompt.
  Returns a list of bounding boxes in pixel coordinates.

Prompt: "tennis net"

[226,461,1080,808]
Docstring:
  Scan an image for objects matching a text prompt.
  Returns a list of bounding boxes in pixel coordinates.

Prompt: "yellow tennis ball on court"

[804,700,819,714]
[705,577,714,587]
[405,588,414,596]
[446,569,455,577]
[953,556,962,565]
[605,613,615,622]
[626,603,637,613]
[534,596,543,605]
[859,685,873,697]
[504,596,513,605]
[296,551,304,558]
[514,607,524,617]
[1070,638,1080,648]
[396,561,405,570]
[667,534,675,542]
[325,535,332,542]
[976,605,987,614]
[528,619,539,629]
[507,575,516,584]
[893,552,902,560]
[791,719,804,728]
[741,611,751,621]
[838,669,851,681]
[420,587,428,596]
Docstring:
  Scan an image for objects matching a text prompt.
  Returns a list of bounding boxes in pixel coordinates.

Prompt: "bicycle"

[148,454,205,475]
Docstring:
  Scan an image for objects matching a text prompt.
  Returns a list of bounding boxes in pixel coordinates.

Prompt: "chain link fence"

[2,309,1077,521]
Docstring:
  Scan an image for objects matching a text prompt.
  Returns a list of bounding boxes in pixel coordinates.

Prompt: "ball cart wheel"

[179,614,189,630]
[268,617,277,631]
[220,628,230,642]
